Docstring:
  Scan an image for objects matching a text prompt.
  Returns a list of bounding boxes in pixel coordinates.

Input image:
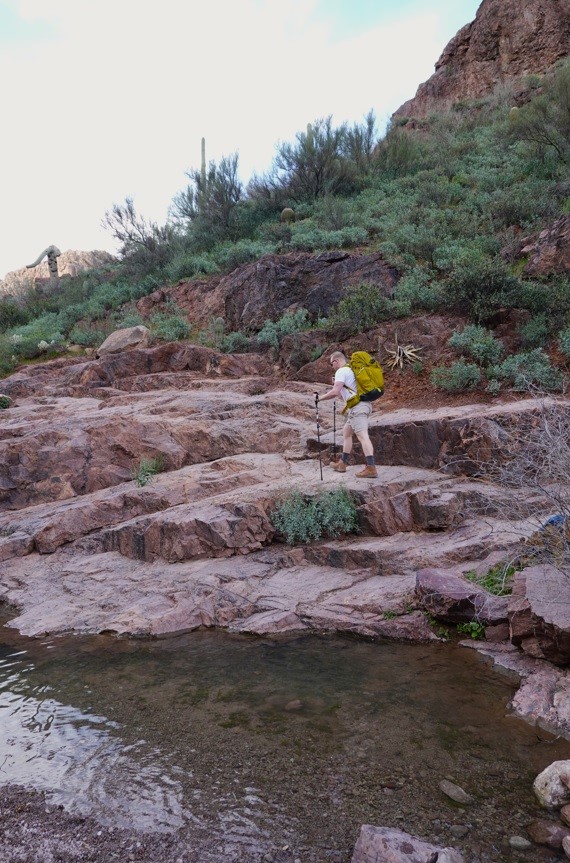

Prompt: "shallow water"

[0,614,568,862]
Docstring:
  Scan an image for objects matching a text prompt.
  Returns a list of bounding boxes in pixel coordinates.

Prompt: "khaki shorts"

[344,402,372,434]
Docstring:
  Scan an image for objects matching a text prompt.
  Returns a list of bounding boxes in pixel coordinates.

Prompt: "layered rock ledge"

[1,344,569,739]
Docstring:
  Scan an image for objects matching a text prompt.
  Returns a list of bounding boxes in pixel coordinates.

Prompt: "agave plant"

[384,334,423,370]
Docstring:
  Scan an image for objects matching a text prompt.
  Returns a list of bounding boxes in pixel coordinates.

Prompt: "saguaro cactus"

[26,245,61,281]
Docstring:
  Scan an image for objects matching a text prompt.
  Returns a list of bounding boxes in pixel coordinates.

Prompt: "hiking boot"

[332,460,347,473]
[356,465,378,479]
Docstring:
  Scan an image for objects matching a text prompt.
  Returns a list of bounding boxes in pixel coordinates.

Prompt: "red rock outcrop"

[1,336,570,737]
[393,0,570,119]
[513,215,570,277]
[137,251,398,331]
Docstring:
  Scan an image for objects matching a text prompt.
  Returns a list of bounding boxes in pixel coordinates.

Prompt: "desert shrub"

[431,359,482,392]
[211,239,277,272]
[165,252,220,282]
[517,314,550,349]
[271,487,359,544]
[394,267,445,311]
[221,331,251,353]
[444,256,525,323]
[6,315,67,359]
[487,349,564,391]
[313,195,356,230]
[132,456,164,487]
[257,308,310,350]
[328,282,410,334]
[0,299,29,332]
[0,395,10,409]
[559,326,570,357]
[114,311,145,329]
[148,309,190,342]
[68,326,107,347]
[199,316,225,349]
[448,325,504,365]
[465,562,515,596]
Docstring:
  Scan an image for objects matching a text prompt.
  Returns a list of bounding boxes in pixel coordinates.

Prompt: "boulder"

[508,567,570,665]
[415,568,509,624]
[527,818,570,849]
[351,825,464,863]
[534,761,570,808]
[96,326,150,357]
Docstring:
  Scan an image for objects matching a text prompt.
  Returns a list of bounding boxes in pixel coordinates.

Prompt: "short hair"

[330,350,347,363]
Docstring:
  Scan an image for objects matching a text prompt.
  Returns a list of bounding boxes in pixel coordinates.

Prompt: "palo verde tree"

[508,60,570,166]
[102,197,178,277]
[254,112,379,206]
[170,141,243,248]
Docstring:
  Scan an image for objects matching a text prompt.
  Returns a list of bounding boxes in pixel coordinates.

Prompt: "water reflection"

[0,620,569,859]
[0,650,186,829]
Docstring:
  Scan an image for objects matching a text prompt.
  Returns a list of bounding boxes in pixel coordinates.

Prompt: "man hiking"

[319,350,378,478]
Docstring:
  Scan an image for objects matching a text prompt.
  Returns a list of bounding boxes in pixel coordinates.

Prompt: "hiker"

[319,350,378,478]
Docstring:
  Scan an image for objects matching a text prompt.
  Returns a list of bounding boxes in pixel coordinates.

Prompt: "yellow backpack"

[344,351,385,410]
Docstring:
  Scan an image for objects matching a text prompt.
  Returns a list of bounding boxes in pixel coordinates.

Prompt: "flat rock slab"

[0,548,431,642]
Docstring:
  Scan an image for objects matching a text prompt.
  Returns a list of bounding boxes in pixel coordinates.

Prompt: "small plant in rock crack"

[270,487,359,545]
[465,562,516,596]
[132,456,164,487]
[424,612,450,640]
[457,621,485,640]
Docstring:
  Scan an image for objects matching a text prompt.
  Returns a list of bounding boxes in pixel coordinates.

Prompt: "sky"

[0,0,481,280]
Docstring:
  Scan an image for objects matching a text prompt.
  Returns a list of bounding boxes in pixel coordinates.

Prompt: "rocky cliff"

[0,250,117,296]
[394,0,570,119]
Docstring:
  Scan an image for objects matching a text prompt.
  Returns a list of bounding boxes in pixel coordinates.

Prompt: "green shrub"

[149,310,190,342]
[559,326,570,357]
[456,621,485,640]
[132,456,164,487]
[328,282,410,334]
[165,252,220,282]
[212,239,277,272]
[488,349,564,391]
[431,360,482,392]
[199,316,225,349]
[68,326,107,347]
[517,314,549,349]
[445,256,525,323]
[114,312,145,329]
[271,487,359,545]
[448,325,504,365]
[0,396,10,409]
[465,563,515,596]
[257,308,310,350]
[394,268,444,312]
[289,224,367,252]
[0,299,29,332]
[221,331,251,353]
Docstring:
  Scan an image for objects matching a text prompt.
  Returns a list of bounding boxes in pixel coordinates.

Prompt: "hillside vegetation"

[0,61,569,395]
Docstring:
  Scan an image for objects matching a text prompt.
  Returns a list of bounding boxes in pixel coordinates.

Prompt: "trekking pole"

[314,392,324,481]
[333,401,337,463]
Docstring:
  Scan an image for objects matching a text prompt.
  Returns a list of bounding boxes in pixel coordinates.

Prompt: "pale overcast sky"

[0,0,481,279]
